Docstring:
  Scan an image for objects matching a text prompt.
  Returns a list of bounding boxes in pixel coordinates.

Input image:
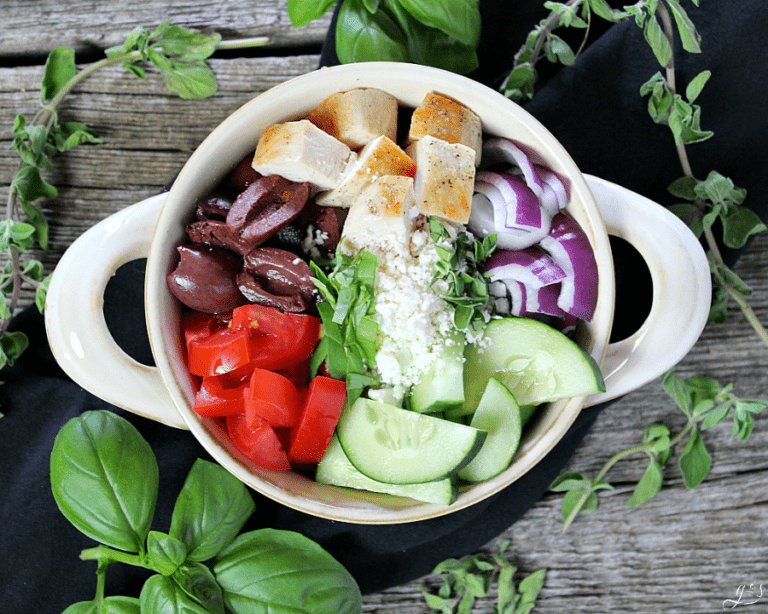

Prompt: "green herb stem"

[80,544,146,568]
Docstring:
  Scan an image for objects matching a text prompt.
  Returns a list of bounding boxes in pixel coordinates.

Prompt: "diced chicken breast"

[341,175,417,255]
[406,135,475,225]
[317,135,417,208]
[307,87,399,149]
[407,91,482,166]
[251,120,354,191]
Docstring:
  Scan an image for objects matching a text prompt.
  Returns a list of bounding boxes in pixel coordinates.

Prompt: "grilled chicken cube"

[406,135,475,225]
[307,87,399,149]
[341,175,417,254]
[251,120,355,191]
[407,91,482,166]
[317,135,416,208]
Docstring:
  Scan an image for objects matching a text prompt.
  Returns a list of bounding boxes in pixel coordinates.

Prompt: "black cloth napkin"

[2,1,766,611]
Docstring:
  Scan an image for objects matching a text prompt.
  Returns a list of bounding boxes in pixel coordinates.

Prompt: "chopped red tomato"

[226,411,291,471]
[193,374,247,417]
[230,304,321,372]
[187,327,253,376]
[245,368,302,428]
[288,376,347,465]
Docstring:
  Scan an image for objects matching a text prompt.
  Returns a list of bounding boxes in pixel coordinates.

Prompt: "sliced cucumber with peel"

[316,435,457,505]
[408,332,466,413]
[458,377,522,483]
[336,397,486,485]
[460,317,605,416]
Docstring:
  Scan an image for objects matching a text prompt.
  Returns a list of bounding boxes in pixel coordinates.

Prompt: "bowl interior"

[145,62,615,524]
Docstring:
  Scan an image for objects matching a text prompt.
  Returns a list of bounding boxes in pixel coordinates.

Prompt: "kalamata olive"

[226,175,310,251]
[186,219,245,255]
[226,152,262,194]
[236,246,317,313]
[195,193,233,221]
[167,244,247,314]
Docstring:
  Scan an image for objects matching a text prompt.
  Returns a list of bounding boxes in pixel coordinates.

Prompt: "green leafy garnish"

[288,0,481,75]
[420,540,546,614]
[52,410,362,614]
[428,217,496,331]
[552,369,768,530]
[310,249,381,404]
[0,23,268,402]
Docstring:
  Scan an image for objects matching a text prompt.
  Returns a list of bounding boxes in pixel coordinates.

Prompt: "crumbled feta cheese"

[367,225,458,396]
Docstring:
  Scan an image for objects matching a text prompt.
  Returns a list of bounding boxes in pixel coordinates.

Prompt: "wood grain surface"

[2,2,767,612]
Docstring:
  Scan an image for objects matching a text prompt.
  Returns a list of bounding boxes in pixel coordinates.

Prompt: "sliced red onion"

[489,279,527,317]
[539,212,599,321]
[536,165,569,216]
[485,246,566,288]
[482,137,545,199]
[470,171,552,250]
[526,283,566,317]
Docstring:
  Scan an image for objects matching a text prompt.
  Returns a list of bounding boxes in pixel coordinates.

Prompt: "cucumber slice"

[336,397,486,485]
[316,435,457,505]
[458,377,522,483]
[462,317,605,413]
[408,333,466,413]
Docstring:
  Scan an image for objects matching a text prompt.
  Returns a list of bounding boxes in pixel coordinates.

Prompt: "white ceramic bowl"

[46,63,712,524]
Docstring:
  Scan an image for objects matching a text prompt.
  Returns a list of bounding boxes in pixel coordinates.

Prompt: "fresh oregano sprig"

[428,217,497,331]
[420,540,546,614]
[501,0,768,529]
[51,410,362,614]
[0,22,268,387]
[552,369,768,531]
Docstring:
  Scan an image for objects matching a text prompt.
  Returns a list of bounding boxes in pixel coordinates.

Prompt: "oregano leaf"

[643,13,672,67]
[685,70,711,103]
[41,47,77,103]
[665,0,702,53]
[627,457,663,507]
[678,427,711,489]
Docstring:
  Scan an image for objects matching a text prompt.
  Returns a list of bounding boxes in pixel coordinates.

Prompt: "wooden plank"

[0,0,332,57]
[0,54,320,308]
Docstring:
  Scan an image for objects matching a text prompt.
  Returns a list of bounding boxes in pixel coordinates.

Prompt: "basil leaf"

[173,561,225,614]
[169,459,255,562]
[62,596,140,614]
[50,410,159,553]
[336,0,410,64]
[139,574,211,614]
[147,531,187,576]
[287,0,338,27]
[41,47,77,103]
[213,528,362,614]
[678,427,711,489]
[395,0,480,48]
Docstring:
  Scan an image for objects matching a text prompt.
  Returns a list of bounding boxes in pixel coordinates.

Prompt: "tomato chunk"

[187,327,253,376]
[288,376,347,465]
[231,304,321,372]
[226,411,291,471]
[245,368,302,428]
[193,374,247,417]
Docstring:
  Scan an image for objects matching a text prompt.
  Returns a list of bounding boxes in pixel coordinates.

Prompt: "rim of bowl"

[145,62,615,524]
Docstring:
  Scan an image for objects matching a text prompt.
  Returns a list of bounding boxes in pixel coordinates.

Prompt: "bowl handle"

[45,193,188,429]
[583,175,712,407]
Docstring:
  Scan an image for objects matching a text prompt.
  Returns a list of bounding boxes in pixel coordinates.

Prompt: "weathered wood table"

[3,1,767,612]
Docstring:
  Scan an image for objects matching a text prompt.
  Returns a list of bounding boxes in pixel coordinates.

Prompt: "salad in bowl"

[164,82,606,508]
